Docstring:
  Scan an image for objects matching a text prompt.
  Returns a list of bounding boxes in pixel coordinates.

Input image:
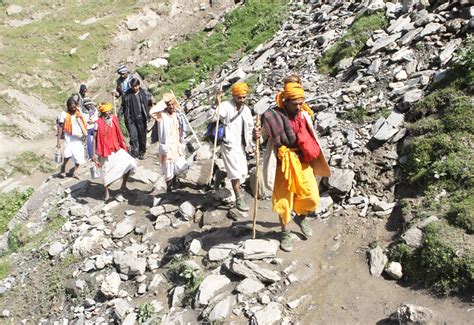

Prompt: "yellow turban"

[98,102,112,113]
[276,82,314,118]
[231,82,249,97]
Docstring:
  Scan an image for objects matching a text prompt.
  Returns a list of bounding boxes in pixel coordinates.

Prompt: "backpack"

[204,107,244,145]
[205,122,225,145]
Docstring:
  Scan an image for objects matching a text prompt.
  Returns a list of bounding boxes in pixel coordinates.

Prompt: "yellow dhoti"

[272,147,320,225]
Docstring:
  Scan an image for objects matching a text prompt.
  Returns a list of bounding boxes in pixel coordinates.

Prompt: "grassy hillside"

[0,0,141,106]
[136,0,288,97]
[389,39,473,296]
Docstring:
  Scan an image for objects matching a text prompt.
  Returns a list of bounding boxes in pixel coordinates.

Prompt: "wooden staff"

[252,115,260,239]
[113,95,118,116]
[170,90,201,148]
[208,88,222,186]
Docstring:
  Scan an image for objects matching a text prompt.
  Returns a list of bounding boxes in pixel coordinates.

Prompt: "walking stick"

[113,95,117,115]
[252,115,260,239]
[208,87,223,186]
[170,90,201,148]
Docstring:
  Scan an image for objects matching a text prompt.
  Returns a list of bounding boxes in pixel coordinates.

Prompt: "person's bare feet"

[104,188,110,201]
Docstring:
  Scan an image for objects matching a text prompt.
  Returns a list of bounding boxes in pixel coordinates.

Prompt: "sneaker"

[296,217,313,238]
[138,154,145,160]
[235,197,249,212]
[280,230,293,252]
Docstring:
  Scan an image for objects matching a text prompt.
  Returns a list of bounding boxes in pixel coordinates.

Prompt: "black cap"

[79,84,87,93]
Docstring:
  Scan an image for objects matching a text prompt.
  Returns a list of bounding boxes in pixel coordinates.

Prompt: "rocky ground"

[0,0,473,324]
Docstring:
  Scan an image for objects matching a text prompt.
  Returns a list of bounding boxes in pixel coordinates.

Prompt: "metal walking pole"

[170,90,201,148]
[252,115,260,239]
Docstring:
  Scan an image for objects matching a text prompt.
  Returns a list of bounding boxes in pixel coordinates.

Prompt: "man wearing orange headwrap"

[214,82,254,211]
[92,102,137,201]
[256,80,330,252]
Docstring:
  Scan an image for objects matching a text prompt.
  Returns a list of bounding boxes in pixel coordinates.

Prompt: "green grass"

[140,0,287,98]
[1,151,56,179]
[392,40,474,296]
[318,11,388,75]
[340,106,391,124]
[0,188,33,234]
[0,0,144,106]
[389,222,473,296]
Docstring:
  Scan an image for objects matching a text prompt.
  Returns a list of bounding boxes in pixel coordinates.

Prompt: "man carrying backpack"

[214,82,254,211]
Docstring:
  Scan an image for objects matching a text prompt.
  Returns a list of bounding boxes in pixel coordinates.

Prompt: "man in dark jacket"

[122,78,153,159]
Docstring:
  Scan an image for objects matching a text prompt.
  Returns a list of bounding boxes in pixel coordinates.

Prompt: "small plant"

[0,188,33,235]
[166,254,203,306]
[137,303,158,324]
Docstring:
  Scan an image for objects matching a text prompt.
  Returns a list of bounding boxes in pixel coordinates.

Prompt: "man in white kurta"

[155,93,187,192]
[215,82,254,211]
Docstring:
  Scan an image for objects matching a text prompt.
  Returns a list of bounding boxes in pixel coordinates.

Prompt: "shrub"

[389,223,473,296]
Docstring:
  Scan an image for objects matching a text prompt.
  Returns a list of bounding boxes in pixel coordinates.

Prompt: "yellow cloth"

[275,82,314,118]
[277,146,310,197]
[273,161,320,225]
[231,82,249,96]
[98,102,113,113]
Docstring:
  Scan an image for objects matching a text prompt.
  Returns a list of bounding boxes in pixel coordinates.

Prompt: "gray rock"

[69,204,90,217]
[126,17,139,30]
[48,241,64,257]
[316,192,333,214]
[385,261,403,280]
[148,58,168,69]
[226,258,281,283]
[148,274,164,292]
[403,89,423,104]
[236,278,265,295]
[225,68,246,84]
[317,30,337,45]
[327,168,354,194]
[72,230,105,256]
[337,57,353,71]
[400,27,422,46]
[415,216,439,229]
[370,32,402,54]
[254,96,272,115]
[129,166,159,184]
[6,5,23,16]
[208,243,238,261]
[112,217,137,239]
[418,22,442,39]
[387,15,412,33]
[114,299,131,321]
[179,201,196,221]
[391,304,434,323]
[185,160,213,186]
[402,227,423,248]
[395,70,408,81]
[252,48,276,71]
[373,112,404,142]
[123,312,137,325]
[391,48,414,63]
[113,251,147,276]
[439,39,462,66]
[367,0,385,11]
[208,295,235,322]
[367,58,382,75]
[154,215,171,229]
[171,286,186,307]
[369,246,388,277]
[196,275,231,306]
[202,209,228,226]
[372,200,396,212]
[100,272,121,298]
[195,144,212,161]
[239,239,279,260]
[254,302,282,324]
[188,238,202,255]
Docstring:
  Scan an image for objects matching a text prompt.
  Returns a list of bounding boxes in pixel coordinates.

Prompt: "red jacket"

[96,115,128,158]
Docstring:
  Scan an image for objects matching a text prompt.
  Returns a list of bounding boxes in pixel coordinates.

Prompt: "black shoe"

[138,154,145,160]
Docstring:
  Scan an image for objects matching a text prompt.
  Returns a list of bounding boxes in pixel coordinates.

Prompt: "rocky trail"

[0,0,473,324]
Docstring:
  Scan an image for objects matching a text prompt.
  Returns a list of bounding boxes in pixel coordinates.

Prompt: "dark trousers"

[126,119,147,157]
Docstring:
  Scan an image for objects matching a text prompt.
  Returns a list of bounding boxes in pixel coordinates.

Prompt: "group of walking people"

[56,65,330,252]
